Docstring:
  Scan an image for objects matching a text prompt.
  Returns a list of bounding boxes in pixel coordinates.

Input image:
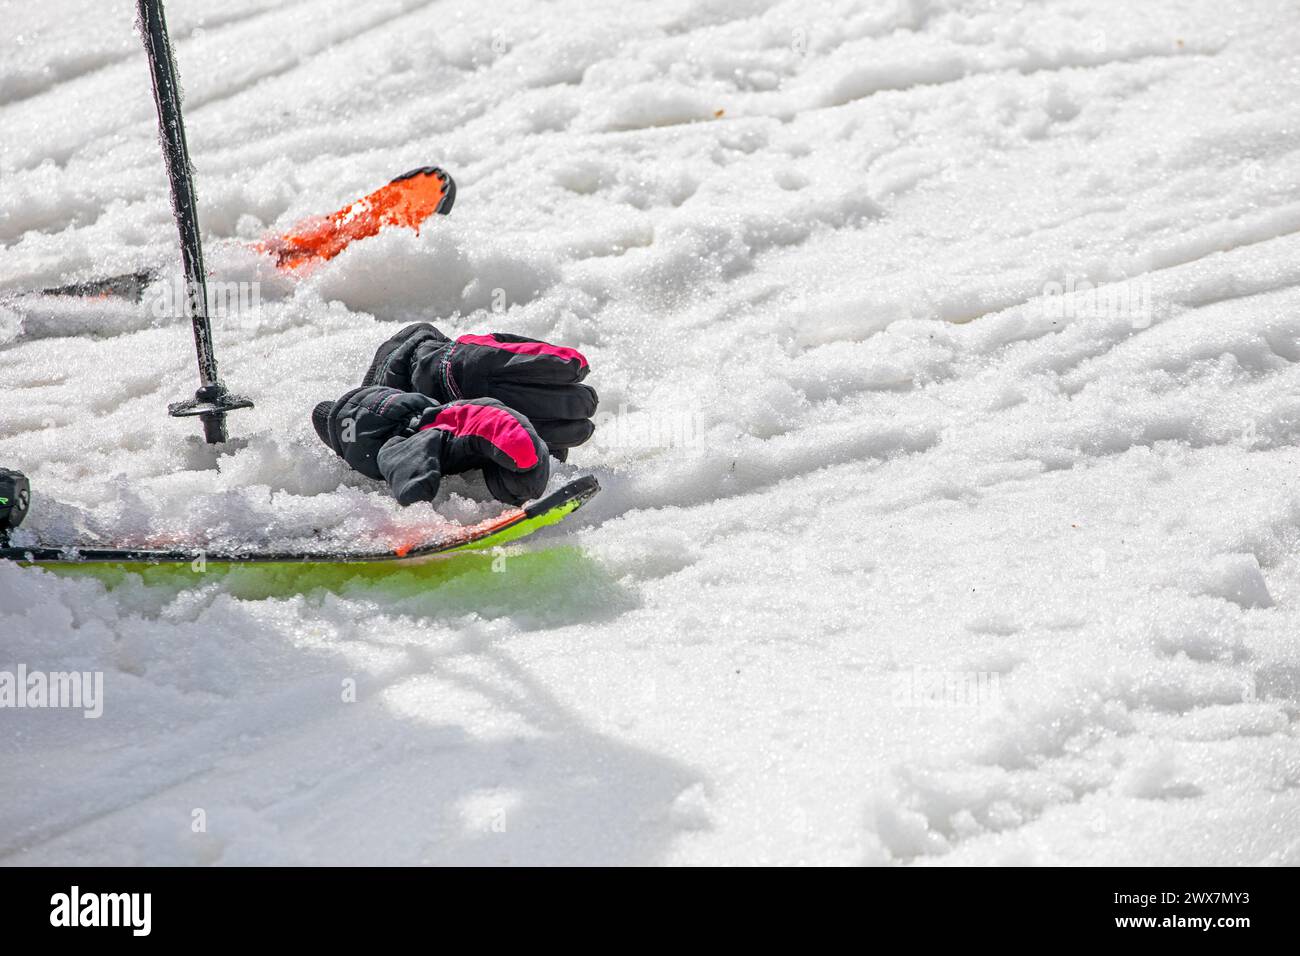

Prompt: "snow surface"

[2,0,1300,865]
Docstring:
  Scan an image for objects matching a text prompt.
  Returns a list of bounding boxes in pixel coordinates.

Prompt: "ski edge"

[0,476,600,567]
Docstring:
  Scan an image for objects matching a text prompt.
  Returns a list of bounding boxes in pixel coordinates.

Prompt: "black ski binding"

[0,469,31,546]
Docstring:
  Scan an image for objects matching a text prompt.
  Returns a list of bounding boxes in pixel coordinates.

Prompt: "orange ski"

[261,166,456,270]
[21,166,457,302]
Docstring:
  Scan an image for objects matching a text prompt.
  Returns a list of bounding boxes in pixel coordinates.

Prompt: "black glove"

[312,386,550,506]
[361,323,597,461]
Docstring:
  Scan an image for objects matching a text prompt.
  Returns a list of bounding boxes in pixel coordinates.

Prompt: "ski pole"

[137,0,252,444]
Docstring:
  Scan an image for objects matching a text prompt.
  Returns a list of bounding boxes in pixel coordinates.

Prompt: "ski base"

[0,477,598,567]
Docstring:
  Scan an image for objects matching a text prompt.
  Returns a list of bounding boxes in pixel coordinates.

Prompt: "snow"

[2,0,1299,865]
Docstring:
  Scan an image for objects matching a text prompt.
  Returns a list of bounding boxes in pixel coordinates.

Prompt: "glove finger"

[528,417,595,449]
[489,381,599,422]
[376,428,445,506]
[456,334,590,385]
[483,455,550,505]
[363,323,448,389]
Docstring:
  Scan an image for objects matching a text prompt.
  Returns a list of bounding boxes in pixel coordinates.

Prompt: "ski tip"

[390,166,455,216]
[269,165,457,270]
[524,475,600,519]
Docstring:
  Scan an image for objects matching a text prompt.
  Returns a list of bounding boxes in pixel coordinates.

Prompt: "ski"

[34,271,157,302]
[0,476,597,567]
[261,165,455,270]
[16,166,456,303]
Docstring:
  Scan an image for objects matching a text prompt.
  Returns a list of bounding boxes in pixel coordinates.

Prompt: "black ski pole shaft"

[137,0,251,443]
[139,0,213,384]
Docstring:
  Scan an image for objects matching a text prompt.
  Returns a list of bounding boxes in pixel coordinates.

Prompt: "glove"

[361,323,597,461]
[312,386,550,506]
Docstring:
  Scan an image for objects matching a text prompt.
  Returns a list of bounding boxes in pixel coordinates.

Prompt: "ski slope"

[2,0,1299,865]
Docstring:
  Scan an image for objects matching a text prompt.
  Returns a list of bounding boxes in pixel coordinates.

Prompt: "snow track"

[2,0,1299,865]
